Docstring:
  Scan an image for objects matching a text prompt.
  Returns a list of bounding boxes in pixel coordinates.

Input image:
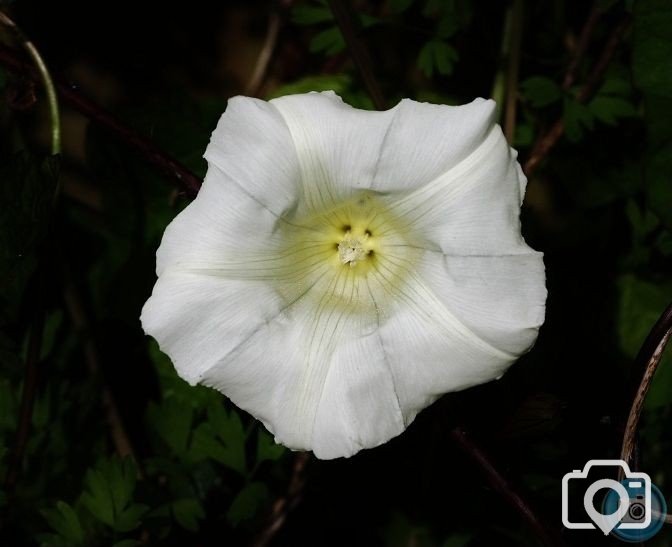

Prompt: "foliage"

[1,0,672,546]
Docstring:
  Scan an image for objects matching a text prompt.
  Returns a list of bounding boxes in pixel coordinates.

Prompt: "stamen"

[338,232,371,267]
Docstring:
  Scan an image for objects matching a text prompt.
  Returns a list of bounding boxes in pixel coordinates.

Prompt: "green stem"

[0,11,61,155]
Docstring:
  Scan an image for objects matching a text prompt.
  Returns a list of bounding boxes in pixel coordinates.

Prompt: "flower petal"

[415,251,546,355]
[140,271,287,385]
[204,96,301,216]
[270,91,398,212]
[372,98,497,192]
[386,124,531,256]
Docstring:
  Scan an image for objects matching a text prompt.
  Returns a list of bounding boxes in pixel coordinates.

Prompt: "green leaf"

[309,27,345,55]
[147,398,193,454]
[172,498,206,531]
[112,541,142,547]
[81,469,115,526]
[588,96,637,125]
[389,0,414,14]
[226,482,269,527]
[256,429,285,464]
[520,76,562,108]
[633,0,672,99]
[418,40,458,77]
[291,5,333,25]
[41,501,85,545]
[617,275,672,409]
[563,98,594,142]
[114,503,149,533]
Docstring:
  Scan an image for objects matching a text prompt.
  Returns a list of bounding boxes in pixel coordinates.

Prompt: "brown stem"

[250,452,310,547]
[450,427,563,547]
[503,0,524,143]
[246,12,282,97]
[620,302,672,467]
[327,0,386,110]
[3,306,45,493]
[62,270,140,466]
[0,43,202,198]
[523,15,631,176]
[562,3,603,91]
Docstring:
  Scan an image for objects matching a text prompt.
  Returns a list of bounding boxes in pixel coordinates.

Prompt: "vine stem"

[0,43,202,198]
[327,0,386,110]
[523,14,631,175]
[503,0,523,143]
[0,11,60,155]
[620,303,672,468]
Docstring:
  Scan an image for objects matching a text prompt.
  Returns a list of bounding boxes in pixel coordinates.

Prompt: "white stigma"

[338,232,370,267]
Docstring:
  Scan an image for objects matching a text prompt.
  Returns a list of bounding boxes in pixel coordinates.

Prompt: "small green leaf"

[520,77,562,108]
[309,27,345,55]
[114,503,149,533]
[81,469,115,526]
[41,501,85,545]
[291,5,333,25]
[588,96,637,125]
[172,498,206,532]
[563,98,594,142]
[226,482,269,526]
[389,0,414,14]
[113,540,142,547]
[256,429,285,464]
[418,40,458,77]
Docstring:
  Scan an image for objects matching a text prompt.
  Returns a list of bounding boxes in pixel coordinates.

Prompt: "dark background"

[1,0,671,546]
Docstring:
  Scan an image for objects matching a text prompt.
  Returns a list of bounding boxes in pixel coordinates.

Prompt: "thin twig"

[62,271,140,465]
[504,0,524,143]
[0,11,61,154]
[562,2,603,91]
[250,452,310,547]
[0,43,202,198]
[620,302,672,467]
[246,12,282,97]
[523,15,631,176]
[450,428,563,547]
[327,0,386,110]
[3,305,45,493]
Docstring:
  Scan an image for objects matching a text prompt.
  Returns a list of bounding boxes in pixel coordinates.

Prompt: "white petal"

[386,124,531,256]
[140,271,286,385]
[371,272,516,420]
[372,98,497,192]
[415,251,546,355]
[270,91,398,212]
[204,96,301,216]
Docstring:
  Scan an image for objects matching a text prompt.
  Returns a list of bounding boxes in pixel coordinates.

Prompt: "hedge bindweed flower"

[141,92,546,459]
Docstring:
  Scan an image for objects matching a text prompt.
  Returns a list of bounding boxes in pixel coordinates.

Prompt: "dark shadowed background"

[1,0,671,546]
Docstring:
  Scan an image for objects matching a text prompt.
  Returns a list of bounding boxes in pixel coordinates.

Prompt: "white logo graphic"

[561,459,652,535]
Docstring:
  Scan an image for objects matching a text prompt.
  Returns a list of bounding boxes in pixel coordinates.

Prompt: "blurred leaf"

[172,498,206,531]
[520,76,562,108]
[147,399,193,455]
[291,5,333,25]
[113,541,142,547]
[256,429,285,464]
[310,27,345,55]
[632,0,672,99]
[563,98,594,142]
[41,501,85,545]
[617,275,672,409]
[389,0,414,14]
[226,482,268,527]
[588,96,637,125]
[418,40,458,77]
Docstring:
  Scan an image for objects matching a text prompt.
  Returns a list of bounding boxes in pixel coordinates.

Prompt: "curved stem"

[0,11,61,155]
[620,302,672,467]
[503,0,523,143]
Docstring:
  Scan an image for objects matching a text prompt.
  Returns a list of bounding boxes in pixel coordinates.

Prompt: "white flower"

[141,91,546,459]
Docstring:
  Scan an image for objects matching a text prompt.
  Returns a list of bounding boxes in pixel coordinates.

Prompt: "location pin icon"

[584,479,630,535]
